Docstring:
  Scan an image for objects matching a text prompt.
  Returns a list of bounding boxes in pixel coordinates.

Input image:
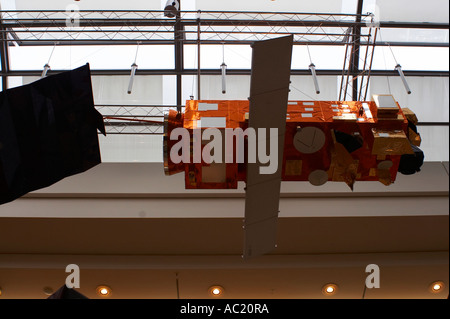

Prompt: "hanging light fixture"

[309,63,320,95]
[395,64,412,95]
[128,42,140,94]
[41,63,51,78]
[221,43,227,94]
[41,43,57,78]
[384,34,412,95]
[306,45,320,94]
[128,63,138,94]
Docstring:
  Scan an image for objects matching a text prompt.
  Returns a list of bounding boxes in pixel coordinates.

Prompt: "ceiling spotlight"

[0,287,2,297]
[96,285,112,297]
[322,283,338,296]
[429,281,445,294]
[209,285,224,297]
[164,0,180,18]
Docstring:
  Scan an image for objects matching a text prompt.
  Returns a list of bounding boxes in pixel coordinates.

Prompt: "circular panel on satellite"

[378,160,394,170]
[293,127,326,154]
[308,170,329,186]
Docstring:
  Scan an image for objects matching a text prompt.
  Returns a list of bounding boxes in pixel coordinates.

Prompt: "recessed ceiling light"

[429,281,445,293]
[322,283,338,296]
[209,285,224,297]
[96,285,112,297]
[43,287,54,296]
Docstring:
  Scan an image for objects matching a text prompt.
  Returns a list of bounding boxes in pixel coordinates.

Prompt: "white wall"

[0,162,447,218]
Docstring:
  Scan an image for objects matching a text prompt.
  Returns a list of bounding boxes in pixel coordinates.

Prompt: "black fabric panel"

[0,64,105,205]
[47,285,89,299]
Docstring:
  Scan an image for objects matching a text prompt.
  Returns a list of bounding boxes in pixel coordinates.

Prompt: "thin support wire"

[41,42,57,77]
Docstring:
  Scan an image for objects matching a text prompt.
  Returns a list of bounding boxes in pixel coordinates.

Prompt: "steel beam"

[2,69,448,77]
[349,0,364,101]
[0,14,9,90]
[174,2,184,112]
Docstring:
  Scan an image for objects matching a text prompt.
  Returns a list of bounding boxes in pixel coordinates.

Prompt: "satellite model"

[0,34,424,259]
[163,36,424,258]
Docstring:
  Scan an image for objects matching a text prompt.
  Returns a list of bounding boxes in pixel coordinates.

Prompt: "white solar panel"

[244,35,293,258]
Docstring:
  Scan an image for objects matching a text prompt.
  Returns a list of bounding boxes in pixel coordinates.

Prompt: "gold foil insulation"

[164,99,416,189]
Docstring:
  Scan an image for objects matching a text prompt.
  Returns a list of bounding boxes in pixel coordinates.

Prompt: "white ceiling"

[0,162,448,299]
[0,162,448,218]
[0,216,448,299]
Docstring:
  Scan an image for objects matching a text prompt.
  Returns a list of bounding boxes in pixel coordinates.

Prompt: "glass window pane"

[99,134,163,163]
[194,0,355,14]
[363,0,449,24]
[371,46,449,71]
[417,126,449,162]
[9,45,175,71]
[92,75,176,106]
[186,45,347,71]
[289,76,339,101]
[292,45,346,70]
[184,45,252,70]
[7,76,39,89]
[182,75,341,104]
[9,0,167,11]
[374,28,449,44]
[7,75,177,106]
[4,0,361,15]
[183,74,251,101]
[368,76,449,123]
